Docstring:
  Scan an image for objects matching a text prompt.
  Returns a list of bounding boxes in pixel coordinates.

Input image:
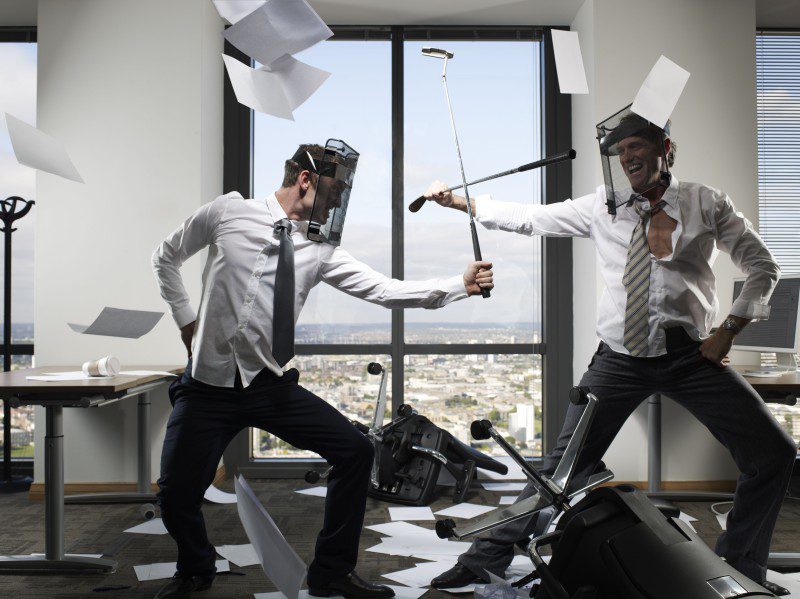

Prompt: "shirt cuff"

[730,298,771,321]
[172,305,197,328]
[441,274,469,304]
[474,194,494,225]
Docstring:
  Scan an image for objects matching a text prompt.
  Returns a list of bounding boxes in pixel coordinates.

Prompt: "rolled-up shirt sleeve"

[474,192,595,238]
[319,247,467,309]
[151,196,230,327]
[713,191,780,320]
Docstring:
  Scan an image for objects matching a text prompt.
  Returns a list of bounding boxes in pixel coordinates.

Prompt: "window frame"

[222,26,572,478]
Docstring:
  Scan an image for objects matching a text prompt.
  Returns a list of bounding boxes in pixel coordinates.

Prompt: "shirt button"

[238,324,245,330]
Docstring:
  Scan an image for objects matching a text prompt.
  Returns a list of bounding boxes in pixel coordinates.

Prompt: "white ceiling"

[0,1,797,33]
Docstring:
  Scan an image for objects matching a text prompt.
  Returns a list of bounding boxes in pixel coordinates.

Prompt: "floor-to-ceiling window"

[756,30,800,446]
[0,28,37,468]
[225,27,571,473]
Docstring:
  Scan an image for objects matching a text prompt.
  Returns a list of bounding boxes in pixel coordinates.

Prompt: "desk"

[0,366,181,574]
[645,365,800,568]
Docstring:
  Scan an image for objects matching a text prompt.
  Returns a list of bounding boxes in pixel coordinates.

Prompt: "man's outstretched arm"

[318,247,493,309]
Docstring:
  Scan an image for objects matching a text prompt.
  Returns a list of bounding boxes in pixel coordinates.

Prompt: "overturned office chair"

[435,387,776,599]
[305,362,508,505]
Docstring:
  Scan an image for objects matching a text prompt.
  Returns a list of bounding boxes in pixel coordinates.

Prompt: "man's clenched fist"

[464,261,494,296]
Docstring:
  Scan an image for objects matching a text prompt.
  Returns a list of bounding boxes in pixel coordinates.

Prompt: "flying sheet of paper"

[499,495,518,505]
[478,456,526,480]
[295,486,327,497]
[630,55,690,129]
[366,521,437,538]
[68,307,164,339]
[236,475,307,599]
[222,54,330,120]
[716,512,728,531]
[4,113,84,183]
[550,30,588,94]
[213,0,267,24]
[216,543,260,567]
[134,559,228,582]
[434,503,496,519]
[222,0,332,67]
[482,482,527,492]
[381,559,457,588]
[124,518,168,535]
[205,484,238,504]
[388,506,435,521]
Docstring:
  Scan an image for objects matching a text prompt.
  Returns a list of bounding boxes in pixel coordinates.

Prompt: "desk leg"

[0,405,116,573]
[65,391,156,505]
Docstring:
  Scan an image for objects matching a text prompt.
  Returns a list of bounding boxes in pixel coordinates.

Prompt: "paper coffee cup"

[82,355,121,377]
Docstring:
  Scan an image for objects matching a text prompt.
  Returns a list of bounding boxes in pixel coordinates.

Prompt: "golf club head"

[422,47,454,59]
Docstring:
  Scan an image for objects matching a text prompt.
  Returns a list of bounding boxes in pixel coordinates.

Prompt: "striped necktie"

[622,200,665,357]
[272,219,295,367]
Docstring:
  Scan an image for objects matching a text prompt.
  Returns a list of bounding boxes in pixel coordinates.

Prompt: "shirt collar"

[266,192,308,234]
[623,173,680,217]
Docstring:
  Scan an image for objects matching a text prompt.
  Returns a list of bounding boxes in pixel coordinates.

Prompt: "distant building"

[508,403,535,444]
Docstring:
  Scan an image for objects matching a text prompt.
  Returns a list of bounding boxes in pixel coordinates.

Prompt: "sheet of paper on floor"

[367,536,472,558]
[295,486,327,497]
[386,585,429,599]
[388,506,435,521]
[677,511,698,532]
[478,456,526,481]
[236,475,307,599]
[205,484,238,504]
[482,482,527,492]
[499,495,519,505]
[134,559,228,582]
[124,518,168,535]
[381,559,458,588]
[434,503,496,519]
[366,521,437,538]
[717,512,728,531]
[216,543,260,568]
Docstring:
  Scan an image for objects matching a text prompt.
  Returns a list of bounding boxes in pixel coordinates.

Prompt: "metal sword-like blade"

[549,394,599,491]
[451,490,553,540]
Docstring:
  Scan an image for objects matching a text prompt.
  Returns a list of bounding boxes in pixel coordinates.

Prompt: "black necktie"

[272,219,295,367]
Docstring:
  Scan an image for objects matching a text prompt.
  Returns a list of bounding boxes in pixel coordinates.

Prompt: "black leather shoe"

[309,571,395,598]
[762,580,790,596]
[431,563,488,589]
[154,573,214,599]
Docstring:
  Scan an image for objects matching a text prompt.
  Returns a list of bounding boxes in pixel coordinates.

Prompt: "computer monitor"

[731,275,800,372]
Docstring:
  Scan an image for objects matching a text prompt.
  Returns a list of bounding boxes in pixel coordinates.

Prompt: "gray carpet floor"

[0,479,798,599]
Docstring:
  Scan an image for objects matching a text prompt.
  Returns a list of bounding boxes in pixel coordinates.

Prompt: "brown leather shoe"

[308,570,395,599]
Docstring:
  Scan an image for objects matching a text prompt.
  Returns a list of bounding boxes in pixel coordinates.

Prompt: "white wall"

[569,0,758,482]
[33,0,223,483]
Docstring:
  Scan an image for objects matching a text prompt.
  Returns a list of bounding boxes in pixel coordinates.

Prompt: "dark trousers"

[157,362,374,587]
[459,339,796,584]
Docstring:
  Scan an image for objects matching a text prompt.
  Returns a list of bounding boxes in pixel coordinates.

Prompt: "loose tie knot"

[633,199,666,221]
[274,218,293,236]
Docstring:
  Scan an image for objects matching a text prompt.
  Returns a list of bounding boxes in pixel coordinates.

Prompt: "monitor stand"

[743,352,798,377]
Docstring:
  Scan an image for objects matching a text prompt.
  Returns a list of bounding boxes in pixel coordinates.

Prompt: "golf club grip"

[518,149,577,172]
[470,221,491,299]
[409,195,427,212]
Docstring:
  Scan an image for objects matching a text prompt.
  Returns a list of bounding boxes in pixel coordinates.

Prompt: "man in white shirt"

[151,143,494,599]
[424,118,795,593]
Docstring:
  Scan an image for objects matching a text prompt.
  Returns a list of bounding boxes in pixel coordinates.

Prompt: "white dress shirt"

[153,192,467,386]
[475,176,780,357]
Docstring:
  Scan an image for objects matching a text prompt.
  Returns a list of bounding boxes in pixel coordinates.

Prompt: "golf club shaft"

[408,149,577,213]
[440,60,490,299]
